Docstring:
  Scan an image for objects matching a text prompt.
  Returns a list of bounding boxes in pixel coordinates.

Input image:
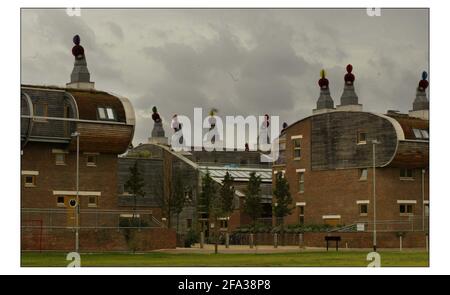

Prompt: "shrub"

[184,229,199,248]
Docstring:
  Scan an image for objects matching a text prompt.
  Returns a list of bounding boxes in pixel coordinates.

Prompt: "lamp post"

[372,139,380,252]
[71,131,80,252]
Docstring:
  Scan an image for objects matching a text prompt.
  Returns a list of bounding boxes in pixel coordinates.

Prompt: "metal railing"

[329,216,429,233]
[21,208,163,230]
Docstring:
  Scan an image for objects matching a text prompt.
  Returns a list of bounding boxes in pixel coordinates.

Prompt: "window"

[97,107,107,119]
[413,129,429,140]
[24,175,36,187]
[88,196,98,208]
[86,155,97,167]
[359,204,368,216]
[424,204,429,217]
[106,108,115,119]
[357,131,367,144]
[400,204,414,216]
[420,130,429,139]
[298,172,305,193]
[359,168,368,181]
[55,153,65,165]
[293,139,301,159]
[184,189,193,202]
[97,107,115,120]
[220,219,228,229]
[400,168,414,179]
[57,196,65,207]
[33,102,48,122]
[186,219,192,229]
[299,206,305,225]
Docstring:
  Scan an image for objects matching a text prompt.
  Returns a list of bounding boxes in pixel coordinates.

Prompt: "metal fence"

[21,208,163,230]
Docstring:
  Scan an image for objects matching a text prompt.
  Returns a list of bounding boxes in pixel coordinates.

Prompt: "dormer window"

[97,107,116,121]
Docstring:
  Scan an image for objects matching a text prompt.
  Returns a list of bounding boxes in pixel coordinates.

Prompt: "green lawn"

[21,251,429,267]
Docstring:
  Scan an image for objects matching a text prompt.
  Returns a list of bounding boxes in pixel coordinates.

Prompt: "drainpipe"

[422,169,425,231]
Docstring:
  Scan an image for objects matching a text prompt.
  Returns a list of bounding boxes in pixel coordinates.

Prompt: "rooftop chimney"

[148,106,168,145]
[313,69,335,114]
[409,71,429,120]
[66,35,95,90]
[336,64,362,111]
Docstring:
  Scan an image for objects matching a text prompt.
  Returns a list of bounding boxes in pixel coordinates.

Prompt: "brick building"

[119,125,273,236]
[21,35,176,251]
[273,66,429,238]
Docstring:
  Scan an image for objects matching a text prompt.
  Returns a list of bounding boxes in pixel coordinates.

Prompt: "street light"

[71,131,80,253]
[372,139,380,252]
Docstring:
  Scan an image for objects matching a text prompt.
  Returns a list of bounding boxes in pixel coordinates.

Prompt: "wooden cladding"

[68,122,133,154]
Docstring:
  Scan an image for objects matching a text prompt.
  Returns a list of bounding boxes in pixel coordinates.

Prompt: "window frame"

[298,172,305,193]
[399,204,414,216]
[359,168,368,181]
[88,196,98,208]
[97,106,116,121]
[412,128,423,139]
[299,206,305,225]
[55,153,66,165]
[86,155,97,167]
[56,196,66,207]
[32,102,48,122]
[359,204,368,216]
[400,168,414,180]
[24,175,36,187]
[420,129,429,139]
[357,131,367,144]
[293,138,301,160]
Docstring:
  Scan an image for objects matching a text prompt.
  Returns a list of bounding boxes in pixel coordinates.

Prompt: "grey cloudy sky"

[21,8,429,147]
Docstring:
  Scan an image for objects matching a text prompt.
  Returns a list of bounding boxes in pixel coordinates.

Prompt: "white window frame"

[55,153,66,165]
[292,138,301,160]
[400,168,414,180]
[97,107,107,119]
[359,168,368,181]
[357,131,367,144]
[106,107,115,120]
[56,196,66,207]
[298,171,305,193]
[86,154,97,167]
[88,196,98,208]
[24,175,36,187]
[412,128,422,139]
[420,129,429,139]
[358,203,368,216]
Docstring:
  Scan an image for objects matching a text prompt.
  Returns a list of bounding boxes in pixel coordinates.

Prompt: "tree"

[171,173,187,233]
[124,161,145,214]
[123,161,145,253]
[153,172,169,226]
[218,171,235,249]
[243,172,262,231]
[273,172,293,245]
[219,171,235,219]
[199,170,220,253]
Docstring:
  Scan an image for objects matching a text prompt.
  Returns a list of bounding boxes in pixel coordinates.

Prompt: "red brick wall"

[274,118,429,228]
[21,142,118,210]
[21,227,176,252]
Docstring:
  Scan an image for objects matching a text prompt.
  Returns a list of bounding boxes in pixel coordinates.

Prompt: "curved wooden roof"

[387,113,429,140]
[21,84,135,154]
[67,89,127,123]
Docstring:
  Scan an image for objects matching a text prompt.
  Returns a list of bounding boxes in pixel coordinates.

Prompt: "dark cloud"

[21,8,429,146]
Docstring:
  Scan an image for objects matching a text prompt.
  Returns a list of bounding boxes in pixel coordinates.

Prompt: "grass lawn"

[21,251,429,267]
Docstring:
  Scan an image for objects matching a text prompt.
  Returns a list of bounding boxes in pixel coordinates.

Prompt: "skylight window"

[412,128,422,138]
[412,128,429,139]
[420,129,429,139]
[97,107,116,120]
